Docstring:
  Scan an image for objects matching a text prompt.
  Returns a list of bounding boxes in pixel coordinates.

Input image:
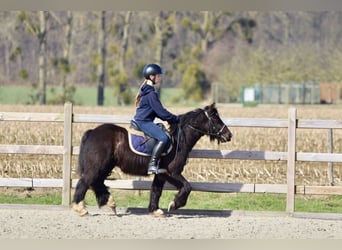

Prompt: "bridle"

[173,109,228,157]
[187,109,227,138]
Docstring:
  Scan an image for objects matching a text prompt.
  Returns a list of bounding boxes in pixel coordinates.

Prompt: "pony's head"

[175,103,232,144]
[202,103,233,143]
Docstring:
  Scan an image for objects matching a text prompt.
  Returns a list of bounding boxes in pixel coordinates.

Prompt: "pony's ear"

[205,102,216,111]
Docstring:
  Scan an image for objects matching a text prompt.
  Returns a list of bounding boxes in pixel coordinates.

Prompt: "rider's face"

[153,74,162,84]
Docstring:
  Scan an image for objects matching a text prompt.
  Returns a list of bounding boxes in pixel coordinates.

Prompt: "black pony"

[72,103,232,216]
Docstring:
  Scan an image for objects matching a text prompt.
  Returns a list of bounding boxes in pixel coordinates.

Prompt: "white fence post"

[62,102,73,206]
[287,108,297,213]
[328,128,334,186]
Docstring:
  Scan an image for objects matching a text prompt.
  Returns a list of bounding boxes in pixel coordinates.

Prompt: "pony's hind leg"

[92,180,116,214]
[72,177,90,216]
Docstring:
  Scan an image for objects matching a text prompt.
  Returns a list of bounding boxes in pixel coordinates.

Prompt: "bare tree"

[61,11,73,98]
[0,12,19,82]
[97,11,106,106]
[38,11,48,105]
[17,11,49,104]
[119,11,131,71]
[151,11,175,95]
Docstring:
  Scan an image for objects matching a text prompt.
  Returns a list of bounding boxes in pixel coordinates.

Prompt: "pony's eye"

[211,112,218,119]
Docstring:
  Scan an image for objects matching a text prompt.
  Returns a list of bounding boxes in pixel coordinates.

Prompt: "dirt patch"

[0,204,341,239]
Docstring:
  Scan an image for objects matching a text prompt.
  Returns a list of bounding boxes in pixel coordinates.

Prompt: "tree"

[38,11,48,105]
[49,11,75,104]
[108,11,133,105]
[148,11,175,95]
[180,63,209,102]
[17,11,49,104]
[177,12,236,101]
[0,11,20,82]
[97,11,106,106]
[60,11,74,102]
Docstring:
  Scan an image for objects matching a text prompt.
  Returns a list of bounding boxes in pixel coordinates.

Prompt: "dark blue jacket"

[134,84,179,123]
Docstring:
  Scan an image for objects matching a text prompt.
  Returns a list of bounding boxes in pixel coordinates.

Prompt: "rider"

[134,63,179,175]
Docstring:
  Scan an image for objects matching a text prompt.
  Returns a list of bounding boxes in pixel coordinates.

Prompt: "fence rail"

[1,103,342,213]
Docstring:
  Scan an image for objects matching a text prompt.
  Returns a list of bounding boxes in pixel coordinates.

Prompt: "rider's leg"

[147,140,167,174]
[135,121,169,175]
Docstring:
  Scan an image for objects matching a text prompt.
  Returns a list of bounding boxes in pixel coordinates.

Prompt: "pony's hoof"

[168,201,176,212]
[110,206,117,215]
[72,202,89,217]
[106,195,117,215]
[150,208,165,218]
[79,209,89,217]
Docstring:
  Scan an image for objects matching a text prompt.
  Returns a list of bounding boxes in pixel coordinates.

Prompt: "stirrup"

[147,166,167,175]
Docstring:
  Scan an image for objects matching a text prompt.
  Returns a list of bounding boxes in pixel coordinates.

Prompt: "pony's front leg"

[148,174,167,217]
[165,174,192,211]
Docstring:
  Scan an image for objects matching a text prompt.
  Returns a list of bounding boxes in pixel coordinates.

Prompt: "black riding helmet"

[143,63,164,79]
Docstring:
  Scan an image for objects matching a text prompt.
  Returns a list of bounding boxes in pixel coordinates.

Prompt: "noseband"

[188,109,227,138]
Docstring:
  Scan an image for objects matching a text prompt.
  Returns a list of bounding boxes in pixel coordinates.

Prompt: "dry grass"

[0,104,341,186]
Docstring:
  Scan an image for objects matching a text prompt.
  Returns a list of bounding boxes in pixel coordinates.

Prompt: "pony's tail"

[77,129,93,176]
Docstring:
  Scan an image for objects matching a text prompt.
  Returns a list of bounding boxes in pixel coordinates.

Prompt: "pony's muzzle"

[221,129,232,142]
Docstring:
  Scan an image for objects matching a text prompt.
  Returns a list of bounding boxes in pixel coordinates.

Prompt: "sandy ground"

[0,204,342,239]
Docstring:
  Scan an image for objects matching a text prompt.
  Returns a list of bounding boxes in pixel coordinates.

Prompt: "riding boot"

[147,141,167,175]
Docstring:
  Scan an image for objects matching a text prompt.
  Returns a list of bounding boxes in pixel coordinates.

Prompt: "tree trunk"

[154,13,163,65]
[200,11,209,54]
[119,11,131,71]
[4,38,10,81]
[38,11,48,105]
[97,11,106,106]
[153,12,175,96]
[116,11,131,106]
[61,11,73,100]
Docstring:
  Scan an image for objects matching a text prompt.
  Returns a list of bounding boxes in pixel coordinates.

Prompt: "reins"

[174,125,182,158]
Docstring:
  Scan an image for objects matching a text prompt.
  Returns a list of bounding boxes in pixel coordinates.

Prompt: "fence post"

[62,102,73,206]
[328,128,334,186]
[287,108,296,213]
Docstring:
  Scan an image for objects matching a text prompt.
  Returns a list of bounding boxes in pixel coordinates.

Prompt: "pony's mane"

[169,108,203,135]
[168,105,220,143]
[179,108,203,126]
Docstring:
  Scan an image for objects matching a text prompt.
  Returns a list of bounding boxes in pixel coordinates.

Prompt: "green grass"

[295,194,342,213]
[0,85,121,106]
[0,85,191,107]
[0,192,61,205]
[1,189,341,213]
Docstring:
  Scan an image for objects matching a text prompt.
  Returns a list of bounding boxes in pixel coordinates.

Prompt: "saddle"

[128,120,173,157]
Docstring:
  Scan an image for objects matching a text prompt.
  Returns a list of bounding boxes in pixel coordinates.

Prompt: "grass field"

[0,85,188,106]
[0,85,130,106]
[0,98,342,212]
[1,188,341,213]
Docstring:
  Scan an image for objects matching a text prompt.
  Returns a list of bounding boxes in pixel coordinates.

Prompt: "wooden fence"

[1,102,342,213]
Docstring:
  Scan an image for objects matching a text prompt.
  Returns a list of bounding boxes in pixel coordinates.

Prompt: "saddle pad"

[128,133,151,156]
[127,128,173,157]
